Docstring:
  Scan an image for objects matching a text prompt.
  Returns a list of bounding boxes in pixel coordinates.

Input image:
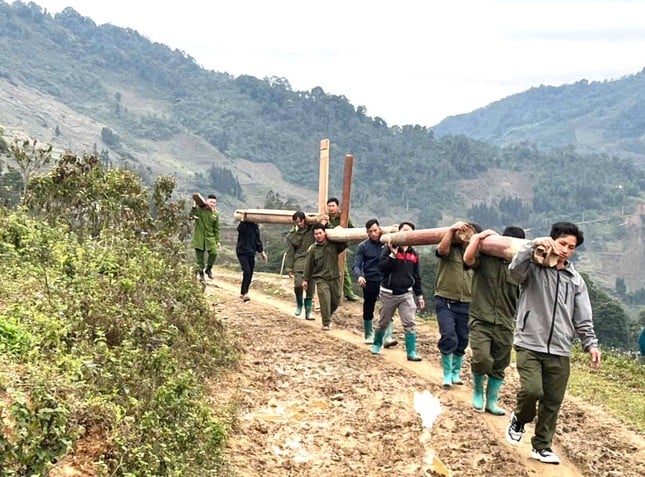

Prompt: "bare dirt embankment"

[209,270,645,477]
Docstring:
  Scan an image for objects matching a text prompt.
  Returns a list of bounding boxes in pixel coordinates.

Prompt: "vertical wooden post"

[318,139,330,216]
[338,154,354,299]
[340,154,353,228]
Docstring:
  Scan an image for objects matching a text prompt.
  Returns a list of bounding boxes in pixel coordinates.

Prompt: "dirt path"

[209,270,644,477]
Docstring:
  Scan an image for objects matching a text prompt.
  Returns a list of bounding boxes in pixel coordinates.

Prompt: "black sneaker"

[205,267,213,279]
[530,448,560,465]
[505,412,525,445]
[197,270,205,281]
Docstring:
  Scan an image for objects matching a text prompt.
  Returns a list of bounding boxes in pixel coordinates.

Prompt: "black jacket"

[236,222,263,256]
[378,246,423,296]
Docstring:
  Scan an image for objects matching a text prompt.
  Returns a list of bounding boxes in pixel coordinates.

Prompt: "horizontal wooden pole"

[325,225,399,242]
[234,209,320,224]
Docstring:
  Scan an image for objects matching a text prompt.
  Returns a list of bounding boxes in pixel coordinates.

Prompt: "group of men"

[192,193,602,466]
[283,200,601,466]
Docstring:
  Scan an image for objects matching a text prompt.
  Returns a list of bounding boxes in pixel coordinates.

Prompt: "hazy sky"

[30,0,645,127]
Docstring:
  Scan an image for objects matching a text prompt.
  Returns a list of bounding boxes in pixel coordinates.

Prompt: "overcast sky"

[31,0,645,127]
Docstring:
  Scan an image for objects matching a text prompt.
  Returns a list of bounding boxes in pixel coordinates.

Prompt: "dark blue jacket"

[353,238,384,282]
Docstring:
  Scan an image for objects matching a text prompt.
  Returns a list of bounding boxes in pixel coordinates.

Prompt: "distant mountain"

[1,0,644,293]
[433,73,645,165]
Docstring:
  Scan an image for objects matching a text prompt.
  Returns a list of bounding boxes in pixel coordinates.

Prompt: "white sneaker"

[531,448,560,465]
[505,412,525,445]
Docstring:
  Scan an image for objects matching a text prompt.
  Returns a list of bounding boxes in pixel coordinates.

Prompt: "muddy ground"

[211,270,645,477]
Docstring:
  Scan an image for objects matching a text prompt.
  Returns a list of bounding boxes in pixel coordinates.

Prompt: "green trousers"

[294,271,315,300]
[514,347,570,451]
[469,319,513,380]
[315,278,340,327]
[342,262,354,298]
[195,248,217,271]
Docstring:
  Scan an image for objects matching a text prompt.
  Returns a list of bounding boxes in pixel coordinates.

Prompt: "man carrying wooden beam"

[190,193,220,281]
[464,226,526,415]
[285,211,316,319]
[302,223,348,331]
[435,220,482,387]
[326,197,360,301]
[370,221,425,361]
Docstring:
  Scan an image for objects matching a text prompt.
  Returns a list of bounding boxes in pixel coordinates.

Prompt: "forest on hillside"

[1,1,644,231]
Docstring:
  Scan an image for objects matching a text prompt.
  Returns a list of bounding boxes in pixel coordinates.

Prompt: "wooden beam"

[233,209,320,224]
[318,139,330,216]
[326,225,398,242]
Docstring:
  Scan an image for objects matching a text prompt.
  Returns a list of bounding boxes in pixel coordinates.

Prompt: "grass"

[419,313,645,432]
[567,345,645,432]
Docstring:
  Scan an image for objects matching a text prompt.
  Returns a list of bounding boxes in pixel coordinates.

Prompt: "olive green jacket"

[434,244,473,302]
[191,206,220,251]
[469,253,519,331]
[303,240,348,282]
[327,214,354,228]
[285,224,315,273]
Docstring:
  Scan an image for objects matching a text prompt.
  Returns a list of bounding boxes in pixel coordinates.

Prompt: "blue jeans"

[435,296,469,356]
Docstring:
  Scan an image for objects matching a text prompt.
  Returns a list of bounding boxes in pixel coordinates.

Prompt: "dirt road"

[209,270,645,477]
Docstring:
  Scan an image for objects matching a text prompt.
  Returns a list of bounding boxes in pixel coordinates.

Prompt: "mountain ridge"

[0,0,643,294]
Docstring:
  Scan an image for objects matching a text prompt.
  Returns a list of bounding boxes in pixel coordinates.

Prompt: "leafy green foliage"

[0,154,238,474]
[583,273,632,350]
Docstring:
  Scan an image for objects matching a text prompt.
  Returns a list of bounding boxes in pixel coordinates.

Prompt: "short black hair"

[502,226,526,239]
[365,218,380,229]
[398,221,416,231]
[292,211,306,221]
[468,222,483,233]
[550,222,584,247]
[326,197,339,206]
[312,222,326,231]
[207,194,217,200]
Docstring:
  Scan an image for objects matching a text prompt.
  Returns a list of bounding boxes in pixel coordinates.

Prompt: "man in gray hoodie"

[505,222,601,465]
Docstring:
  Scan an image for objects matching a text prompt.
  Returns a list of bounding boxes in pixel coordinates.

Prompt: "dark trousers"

[514,347,570,451]
[469,319,513,380]
[237,253,255,295]
[362,280,381,322]
[435,296,470,356]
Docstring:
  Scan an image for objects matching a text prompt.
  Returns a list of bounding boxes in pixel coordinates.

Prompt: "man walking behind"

[463,226,526,415]
[326,197,360,301]
[285,211,316,319]
[370,222,425,361]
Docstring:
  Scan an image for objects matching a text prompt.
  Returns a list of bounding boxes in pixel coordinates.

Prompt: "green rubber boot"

[404,332,422,361]
[441,353,453,388]
[472,374,486,412]
[304,298,314,320]
[371,329,385,355]
[485,376,506,416]
[383,321,398,348]
[451,354,464,385]
[294,290,304,316]
[363,319,374,344]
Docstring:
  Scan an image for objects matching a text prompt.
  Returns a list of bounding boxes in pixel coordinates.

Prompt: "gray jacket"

[509,242,598,357]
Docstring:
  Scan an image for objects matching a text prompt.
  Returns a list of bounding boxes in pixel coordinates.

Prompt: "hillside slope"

[433,73,645,165]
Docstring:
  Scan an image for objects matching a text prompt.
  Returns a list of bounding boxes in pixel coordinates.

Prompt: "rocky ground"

[209,271,645,477]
